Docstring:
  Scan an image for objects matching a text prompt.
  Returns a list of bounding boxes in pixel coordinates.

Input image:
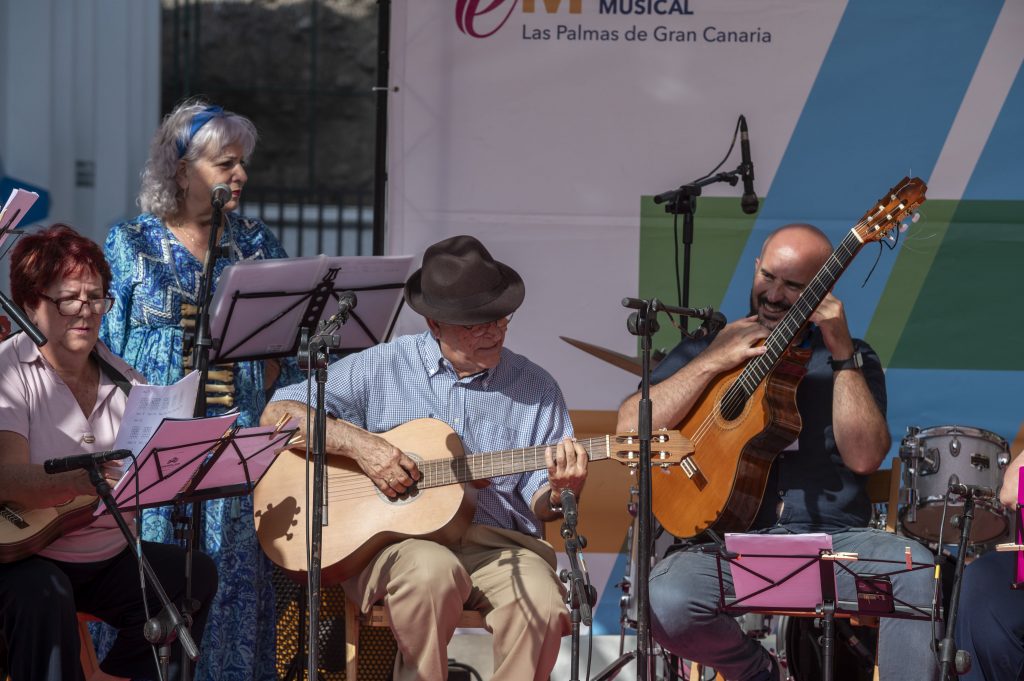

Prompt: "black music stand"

[710,533,938,681]
[207,254,414,363]
[205,255,411,679]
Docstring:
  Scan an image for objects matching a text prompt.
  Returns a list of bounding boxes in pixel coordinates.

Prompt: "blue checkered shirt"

[270,331,573,536]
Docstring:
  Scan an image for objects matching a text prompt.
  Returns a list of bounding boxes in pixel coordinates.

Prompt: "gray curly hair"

[138,98,258,220]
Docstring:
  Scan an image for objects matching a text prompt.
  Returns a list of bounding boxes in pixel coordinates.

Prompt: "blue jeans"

[649,527,940,681]
[955,550,1024,680]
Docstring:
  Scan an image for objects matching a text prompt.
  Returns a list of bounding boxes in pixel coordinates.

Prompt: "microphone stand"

[653,168,744,339]
[297,293,356,681]
[559,491,596,681]
[82,460,199,681]
[177,197,225,680]
[937,487,978,679]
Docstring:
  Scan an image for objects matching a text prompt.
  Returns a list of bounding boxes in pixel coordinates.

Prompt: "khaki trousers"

[344,523,569,681]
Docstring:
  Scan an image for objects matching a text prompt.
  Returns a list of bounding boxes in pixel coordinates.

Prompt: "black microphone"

[739,115,759,215]
[947,478,996,500]
[44,449,133,474]
[692,311,727,340]
[560,488,578,527]
[210,184,231,210]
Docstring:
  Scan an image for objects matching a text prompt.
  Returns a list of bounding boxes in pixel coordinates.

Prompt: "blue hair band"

[176,105,225,158]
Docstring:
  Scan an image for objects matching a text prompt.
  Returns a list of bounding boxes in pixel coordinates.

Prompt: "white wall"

[0,0,160,293]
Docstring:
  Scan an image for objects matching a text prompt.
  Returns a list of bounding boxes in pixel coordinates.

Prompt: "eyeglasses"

[39,294,114,317]
[460,314,513,338]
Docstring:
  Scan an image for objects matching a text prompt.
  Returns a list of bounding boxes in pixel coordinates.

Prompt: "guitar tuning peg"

[899,223,909,233]
[911,212,921,223]
[659,464,672,473]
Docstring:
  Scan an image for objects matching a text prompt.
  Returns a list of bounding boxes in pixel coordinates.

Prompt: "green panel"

[867,199,958,365]
[888,200,1024,370]
[638,196,759,354]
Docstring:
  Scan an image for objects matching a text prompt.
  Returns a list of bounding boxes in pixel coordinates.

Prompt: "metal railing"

[239,186,374,257]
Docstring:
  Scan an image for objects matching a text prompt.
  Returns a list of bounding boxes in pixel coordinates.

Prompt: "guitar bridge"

[679,455,707,490]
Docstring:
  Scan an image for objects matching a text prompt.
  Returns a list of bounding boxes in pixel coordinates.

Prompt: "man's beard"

[749,293,790,329]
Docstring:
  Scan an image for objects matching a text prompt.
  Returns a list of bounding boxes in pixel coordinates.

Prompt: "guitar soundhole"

[719,385,748,422]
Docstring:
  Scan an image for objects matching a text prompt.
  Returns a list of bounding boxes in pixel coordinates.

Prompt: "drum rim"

[912,424,1009,450]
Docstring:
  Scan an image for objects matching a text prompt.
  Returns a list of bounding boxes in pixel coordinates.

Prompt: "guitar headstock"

[611,431,695,469]
[853,176,927,244]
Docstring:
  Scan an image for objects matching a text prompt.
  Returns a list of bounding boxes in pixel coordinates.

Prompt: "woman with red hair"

[0,224,216,681]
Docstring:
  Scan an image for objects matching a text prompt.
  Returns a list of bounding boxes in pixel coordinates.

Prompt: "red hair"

[9,224,111,310]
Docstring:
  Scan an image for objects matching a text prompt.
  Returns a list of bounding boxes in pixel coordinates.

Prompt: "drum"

[899,425,1011,545]
[773,615,878,681]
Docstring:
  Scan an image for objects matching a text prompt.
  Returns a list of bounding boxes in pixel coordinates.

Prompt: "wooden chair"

[689,460,902,681]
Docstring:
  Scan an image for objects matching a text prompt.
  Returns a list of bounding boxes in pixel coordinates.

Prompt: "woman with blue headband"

[98,98,300,681]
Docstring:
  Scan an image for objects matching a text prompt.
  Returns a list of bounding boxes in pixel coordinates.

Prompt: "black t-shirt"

[650,325,887,532]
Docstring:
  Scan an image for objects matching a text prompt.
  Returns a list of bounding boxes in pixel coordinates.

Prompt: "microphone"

[44,449,133,475]
[947,477,996,500]
[560,488,578,527]
[692,311,727,340]
[738,115,759,215]
[210,184,231,210]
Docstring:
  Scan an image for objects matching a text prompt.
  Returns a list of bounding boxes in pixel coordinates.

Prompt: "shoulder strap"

[91,349,133,396]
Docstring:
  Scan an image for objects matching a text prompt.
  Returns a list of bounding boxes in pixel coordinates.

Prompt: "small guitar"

[0,495,99,563]
[653,177,927,539]
[253,417,693,582]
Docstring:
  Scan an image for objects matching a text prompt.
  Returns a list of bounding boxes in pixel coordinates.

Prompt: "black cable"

[448,659,484,681]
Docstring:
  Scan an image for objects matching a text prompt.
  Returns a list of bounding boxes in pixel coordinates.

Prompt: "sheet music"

[113,372,201,455]
[0,188,40,245]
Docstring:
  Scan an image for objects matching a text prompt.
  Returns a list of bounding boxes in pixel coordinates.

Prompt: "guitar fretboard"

[726,229,864,405]
[416,435,612,489]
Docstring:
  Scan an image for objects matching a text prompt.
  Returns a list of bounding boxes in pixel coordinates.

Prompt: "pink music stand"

[98,414,298,513]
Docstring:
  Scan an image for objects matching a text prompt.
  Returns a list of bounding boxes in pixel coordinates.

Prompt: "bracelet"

[548,489,563,513]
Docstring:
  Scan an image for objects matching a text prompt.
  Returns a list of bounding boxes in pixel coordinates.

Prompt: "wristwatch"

[548,489,564,513]
[828,351,864,371]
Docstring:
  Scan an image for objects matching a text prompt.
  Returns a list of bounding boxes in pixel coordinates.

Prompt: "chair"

[689,460,902,681]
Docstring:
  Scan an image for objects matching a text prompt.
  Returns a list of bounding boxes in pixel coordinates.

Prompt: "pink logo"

[455,0,519,38]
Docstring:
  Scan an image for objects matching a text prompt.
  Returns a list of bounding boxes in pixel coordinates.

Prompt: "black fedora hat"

[404,235,525,325]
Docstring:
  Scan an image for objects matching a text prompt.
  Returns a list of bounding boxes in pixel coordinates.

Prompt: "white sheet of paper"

[0,188,40,244]
[113,372,201,455]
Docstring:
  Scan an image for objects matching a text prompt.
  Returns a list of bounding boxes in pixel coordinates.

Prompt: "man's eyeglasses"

[460,314,514,337]
[39,293,114,317]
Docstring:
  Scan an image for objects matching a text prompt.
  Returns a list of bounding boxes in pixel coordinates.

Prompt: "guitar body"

[0,495,99,563]
[254,418,477,583]
[653,346,809,539]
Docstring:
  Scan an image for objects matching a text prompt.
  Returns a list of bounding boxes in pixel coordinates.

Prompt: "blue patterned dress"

[99,212,300,681]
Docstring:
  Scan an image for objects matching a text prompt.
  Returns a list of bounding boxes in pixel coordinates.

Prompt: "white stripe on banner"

[928,0,1024,199]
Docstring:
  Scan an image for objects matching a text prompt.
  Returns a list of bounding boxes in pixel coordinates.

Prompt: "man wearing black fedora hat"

[264,234,588,680]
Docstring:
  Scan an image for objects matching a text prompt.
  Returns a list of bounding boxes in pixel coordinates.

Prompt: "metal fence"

[239,186,375,258]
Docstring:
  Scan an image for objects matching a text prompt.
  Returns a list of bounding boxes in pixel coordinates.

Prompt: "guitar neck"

[742,229,864,386]
[417,435,613,489]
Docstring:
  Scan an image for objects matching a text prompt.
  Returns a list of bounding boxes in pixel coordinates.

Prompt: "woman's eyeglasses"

[39,294,114,316]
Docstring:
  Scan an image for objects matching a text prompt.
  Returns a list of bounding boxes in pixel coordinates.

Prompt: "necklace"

[168,222,212,251]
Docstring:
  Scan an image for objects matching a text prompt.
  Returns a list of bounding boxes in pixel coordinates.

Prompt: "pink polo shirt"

[0,333,146,562]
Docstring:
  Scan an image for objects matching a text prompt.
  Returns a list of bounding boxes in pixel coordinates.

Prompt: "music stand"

[995,468,1024,589]
[98,414,299,514]
[713,533,938,681]
[207,254,413,363]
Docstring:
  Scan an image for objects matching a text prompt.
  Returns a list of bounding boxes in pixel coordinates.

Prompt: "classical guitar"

[652,176,927,540]
[0,495,99,563]
[253,417,693,582]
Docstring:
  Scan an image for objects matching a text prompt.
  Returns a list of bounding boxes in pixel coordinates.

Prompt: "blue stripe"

[963,60,1024,200]
[720,0,1004,334]
[883,369,1024,464]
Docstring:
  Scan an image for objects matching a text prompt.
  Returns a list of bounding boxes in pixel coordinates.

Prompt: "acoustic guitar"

[653,176,927,539]
[0,495,99,563]
[253,417,693,582]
